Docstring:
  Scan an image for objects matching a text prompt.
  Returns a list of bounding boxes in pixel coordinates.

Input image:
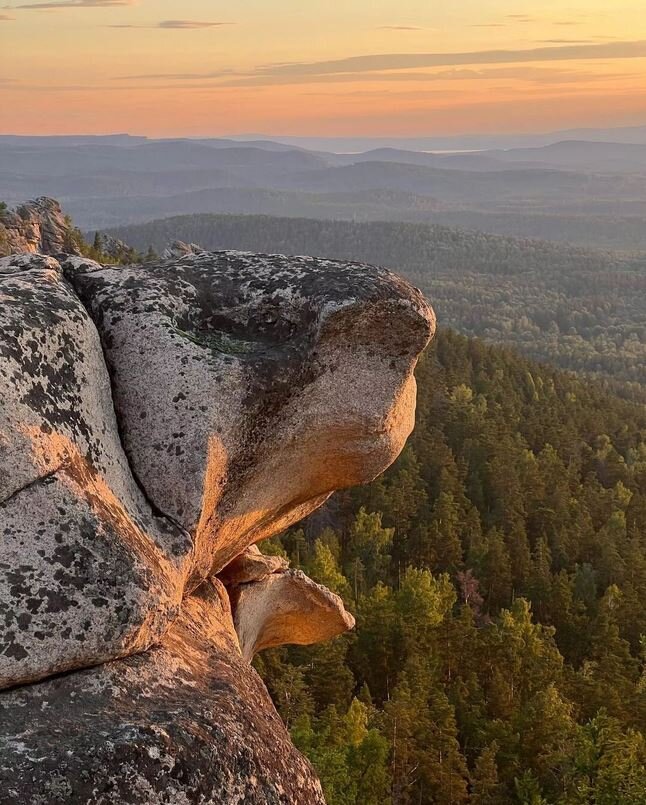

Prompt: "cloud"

[377,25,422,31]
[116,69,237,80]
[0,13,14,18]
[159,19,229,29]
[537,39,596,45]
[219,66,583,88]
[108,20,232,29]
[254,41,646,77]
[114,64,630,90]
[506,14,536,23]
[14,0,133,7]
[112,40,646,88]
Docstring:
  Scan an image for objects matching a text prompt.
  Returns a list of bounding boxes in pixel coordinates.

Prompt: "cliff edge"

[0,216,435,803]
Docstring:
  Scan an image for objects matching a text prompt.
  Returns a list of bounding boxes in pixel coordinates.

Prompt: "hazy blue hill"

[6,133,646,248]
[489,139,646,172]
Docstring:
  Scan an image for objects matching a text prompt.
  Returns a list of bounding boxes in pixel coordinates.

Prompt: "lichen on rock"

[0,235,435,803]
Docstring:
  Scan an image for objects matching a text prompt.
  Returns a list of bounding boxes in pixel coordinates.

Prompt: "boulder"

[98,232,135,262]
[66,250,435,585]
[0,254,190,689]
[230,568,355,661]
[218,544,289,586]
[0,579,326,804]
[162,239,205,259]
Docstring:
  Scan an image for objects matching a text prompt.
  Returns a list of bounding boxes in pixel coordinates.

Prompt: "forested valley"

[255,329,646,804]
[108,214,646,400]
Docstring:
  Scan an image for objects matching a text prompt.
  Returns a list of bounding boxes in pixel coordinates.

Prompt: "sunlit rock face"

[0,254,189,690]
[0,197,78,257]
[0,244,434,802]
[65,251,434,585]
[229,568,356,662]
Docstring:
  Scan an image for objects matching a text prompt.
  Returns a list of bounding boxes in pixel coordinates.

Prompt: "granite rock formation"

[0,252,190,689]
[162,239,206,259]
[0,197,79,257]
[0,238,434,802]
[0,579,327,804]
[230,569,356,662]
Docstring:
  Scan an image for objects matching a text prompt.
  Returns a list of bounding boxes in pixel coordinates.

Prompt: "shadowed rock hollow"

[0,244,434,803]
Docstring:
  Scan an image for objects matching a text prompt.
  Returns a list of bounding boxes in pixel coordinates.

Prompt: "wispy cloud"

[506,14,536,23]
[14,0,133,8]
[160,19,229,29]
[108,19,232,29]
[222,66,628,88]
[537,39,596,45]
[116,69,237,80]
[377,25,422,31]
[114,65,630,89]
[254,41,646,77]
[0,13,14,19]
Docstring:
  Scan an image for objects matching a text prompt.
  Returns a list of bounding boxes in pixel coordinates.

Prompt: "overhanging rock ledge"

[0,245,435,804]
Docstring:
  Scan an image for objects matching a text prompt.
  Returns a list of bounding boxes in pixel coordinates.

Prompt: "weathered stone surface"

[162,239,206,259]
[0,238,435,801]
[0,579,326,804]
[230,569,355,661]
[66,250,435,586]
[98,232,134,261]
[0,197,79,257]
[0,254,190,689]
[219,544,289,587]
[1,248,433,691]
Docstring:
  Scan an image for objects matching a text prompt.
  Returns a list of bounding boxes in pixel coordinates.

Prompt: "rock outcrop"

[162,239,206,259]
[0,253,190,689]
[0,197,80,256]
[219,544,289,586]
[0,579,326,804]
[230,569,356,662]
[0,237,435,802]
[98,232,135,261]
[64,251,433,585]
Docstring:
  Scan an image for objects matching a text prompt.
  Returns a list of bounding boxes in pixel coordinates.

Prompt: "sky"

[2,0,646,136]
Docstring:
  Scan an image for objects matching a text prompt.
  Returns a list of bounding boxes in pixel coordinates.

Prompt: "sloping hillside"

[109,214,646,394]
[259,328,646,805]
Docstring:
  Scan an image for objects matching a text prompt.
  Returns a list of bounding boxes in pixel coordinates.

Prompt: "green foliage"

[80,230,141,264]
[258,329,646,803]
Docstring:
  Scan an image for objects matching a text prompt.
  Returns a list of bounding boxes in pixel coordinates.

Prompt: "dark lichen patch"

[0,468,180,687]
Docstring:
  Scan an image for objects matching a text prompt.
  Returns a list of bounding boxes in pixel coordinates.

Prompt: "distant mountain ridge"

[4,131,646,249]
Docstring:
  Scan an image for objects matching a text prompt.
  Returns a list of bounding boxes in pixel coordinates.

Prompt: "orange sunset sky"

[2,0,646,136]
